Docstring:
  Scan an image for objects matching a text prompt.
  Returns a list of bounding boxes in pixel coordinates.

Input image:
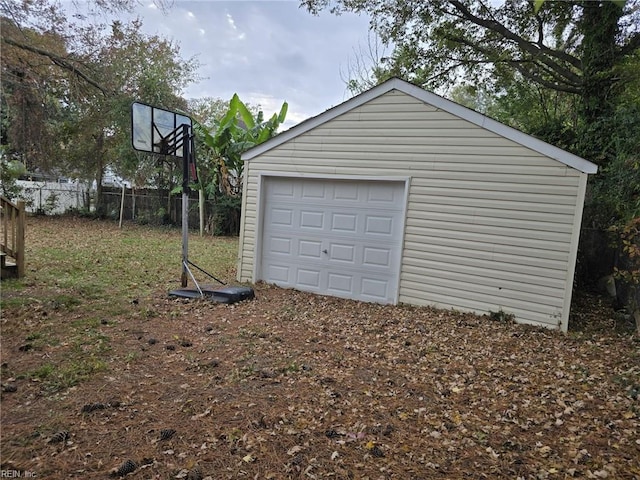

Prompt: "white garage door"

[259,177,406,304]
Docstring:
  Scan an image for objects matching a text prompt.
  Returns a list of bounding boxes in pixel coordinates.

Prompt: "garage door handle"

[322,249,328,254]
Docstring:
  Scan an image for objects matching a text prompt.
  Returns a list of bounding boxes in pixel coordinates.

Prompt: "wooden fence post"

[16,200,25,278]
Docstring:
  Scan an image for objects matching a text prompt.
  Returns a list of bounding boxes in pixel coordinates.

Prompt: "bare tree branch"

[442,31,582,91]
[447,0,583,72]
[2,36,110,95]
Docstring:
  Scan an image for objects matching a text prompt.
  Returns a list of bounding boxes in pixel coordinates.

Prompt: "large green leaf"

[229,93,255,130]
[194,120,215,149]
[277,101,289,125]
[217,107,238,132]
[195,95,289,201]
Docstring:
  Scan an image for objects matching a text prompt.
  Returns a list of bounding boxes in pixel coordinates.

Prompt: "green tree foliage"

[0,17,72,172]
[304,0,639,219]
[0,151,26,200]
[303,0,639,162]
[189,97,234,201]
[1,1,198,214]
[587,49,640,227]
[59,20,197,214]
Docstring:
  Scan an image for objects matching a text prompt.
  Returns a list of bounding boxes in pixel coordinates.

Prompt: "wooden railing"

[1,196,25,278]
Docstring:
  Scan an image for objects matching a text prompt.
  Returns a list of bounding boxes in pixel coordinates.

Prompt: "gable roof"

[242,78,598,174]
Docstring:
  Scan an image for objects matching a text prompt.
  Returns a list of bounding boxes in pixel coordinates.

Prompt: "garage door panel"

[269,236,292,255]
[329,243,355,263]
[260,178,405,304]
[268,264,291,283]
[334,183,359,201]
[301,182,326,199]
[363,247,392,267]
[367,183,397,202]
[327,273,353,293]
[270,181,295,198]
[331,213,357,232]
[365,215,394,236]
[297,269,321,288]
[361,277,389,300]
[300,210,324,229]
[299,240,322,258]
[271,208,294,226]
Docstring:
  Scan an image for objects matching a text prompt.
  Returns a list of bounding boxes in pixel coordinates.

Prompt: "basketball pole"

[181,123,190,288]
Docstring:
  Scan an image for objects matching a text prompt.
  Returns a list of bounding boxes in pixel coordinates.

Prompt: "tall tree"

[302,0,639,166]
[74,20,196,214]
[2,1,198,214]
[0,18,72,172]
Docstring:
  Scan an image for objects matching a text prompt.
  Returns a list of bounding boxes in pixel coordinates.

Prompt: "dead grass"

[1,216,639,479]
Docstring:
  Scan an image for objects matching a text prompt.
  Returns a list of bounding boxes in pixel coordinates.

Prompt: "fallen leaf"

[287,445,302,456]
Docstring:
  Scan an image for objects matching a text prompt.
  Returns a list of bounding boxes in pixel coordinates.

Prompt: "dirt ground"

[1,220,639,479]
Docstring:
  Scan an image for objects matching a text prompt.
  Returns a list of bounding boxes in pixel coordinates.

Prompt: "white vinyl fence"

[16,180,90,214]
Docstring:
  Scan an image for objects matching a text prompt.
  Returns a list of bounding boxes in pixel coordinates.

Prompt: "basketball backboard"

[131,102,192,157]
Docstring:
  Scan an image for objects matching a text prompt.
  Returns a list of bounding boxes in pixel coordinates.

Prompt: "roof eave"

[242,78,598,175]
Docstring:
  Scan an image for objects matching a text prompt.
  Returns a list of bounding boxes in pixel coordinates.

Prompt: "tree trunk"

[577,0,622,165]
[95,167,105,217]
[94,133,106,217]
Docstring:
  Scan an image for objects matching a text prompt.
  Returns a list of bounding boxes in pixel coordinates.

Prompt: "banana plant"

[199,93,288,197]
[192,94,287,234]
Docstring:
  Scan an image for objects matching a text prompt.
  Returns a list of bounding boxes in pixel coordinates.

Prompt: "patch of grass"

[69,324,111,357]
[73,282,106,299]
[25,358,108,393]
[124,351,142,363]
[28,363,56,381]
[0,278,26,291]
[70,317,101,329]
[55,358,108,391]
[0,296,36,309]
[228,364,256,382]
[22,331,59,349]
[49,294,81,311]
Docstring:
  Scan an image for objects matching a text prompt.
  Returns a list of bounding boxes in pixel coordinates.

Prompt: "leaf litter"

[0,217,638,479]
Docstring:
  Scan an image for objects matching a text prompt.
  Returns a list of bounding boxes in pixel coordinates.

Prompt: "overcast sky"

[121,1,376,128]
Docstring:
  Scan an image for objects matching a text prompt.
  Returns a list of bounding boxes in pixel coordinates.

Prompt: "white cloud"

[123,1,373,126]
[226,13,237,30]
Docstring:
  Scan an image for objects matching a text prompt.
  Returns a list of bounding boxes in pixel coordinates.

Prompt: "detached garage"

[237,78,597,332]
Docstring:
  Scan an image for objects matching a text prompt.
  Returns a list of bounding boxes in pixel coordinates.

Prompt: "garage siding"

[238,89,585,329]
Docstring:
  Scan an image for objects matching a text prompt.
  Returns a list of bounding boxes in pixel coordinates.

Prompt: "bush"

[212,195,241,236]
